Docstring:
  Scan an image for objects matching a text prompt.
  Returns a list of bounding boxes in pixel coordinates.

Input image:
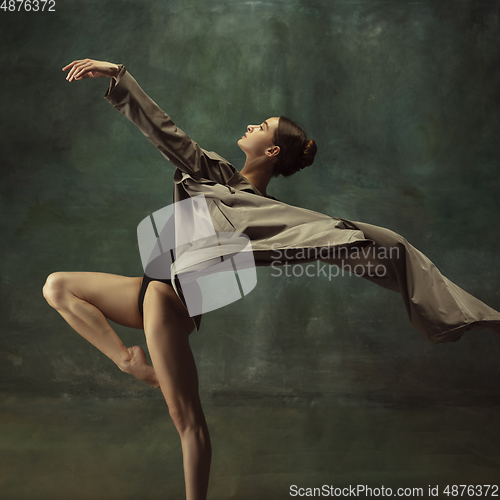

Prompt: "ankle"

[117,347,133,372]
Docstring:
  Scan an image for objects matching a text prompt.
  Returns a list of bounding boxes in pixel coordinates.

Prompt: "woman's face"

[238,117,280,158]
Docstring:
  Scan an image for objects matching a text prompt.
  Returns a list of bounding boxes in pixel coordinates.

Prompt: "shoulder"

[202,149,232,165]
[199,148,238,184]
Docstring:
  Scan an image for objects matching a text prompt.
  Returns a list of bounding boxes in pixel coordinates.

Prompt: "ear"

[266,145,280,158]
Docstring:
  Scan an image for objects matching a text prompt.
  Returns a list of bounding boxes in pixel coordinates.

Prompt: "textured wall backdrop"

[3,2,500,498]
[1,0,500,404]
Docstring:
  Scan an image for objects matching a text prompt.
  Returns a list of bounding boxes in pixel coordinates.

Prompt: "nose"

[247,125,256,133]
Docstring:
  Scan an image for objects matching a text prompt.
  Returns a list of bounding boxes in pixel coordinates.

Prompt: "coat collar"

[227,170,277,200]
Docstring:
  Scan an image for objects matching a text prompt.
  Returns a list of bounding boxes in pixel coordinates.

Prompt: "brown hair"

[271,116,317,177]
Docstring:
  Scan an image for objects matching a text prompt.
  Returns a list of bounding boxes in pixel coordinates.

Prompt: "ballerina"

[43,58,500,500]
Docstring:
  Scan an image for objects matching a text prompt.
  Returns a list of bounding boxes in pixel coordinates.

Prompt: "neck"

[240,156,273,197]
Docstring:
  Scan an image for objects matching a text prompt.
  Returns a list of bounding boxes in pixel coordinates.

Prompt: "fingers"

[62,59,93,82]
[67,60,91,82]
[62,59,86,74]
[62,60,80,71]
[77,71,93,80]
[72,61,93,81]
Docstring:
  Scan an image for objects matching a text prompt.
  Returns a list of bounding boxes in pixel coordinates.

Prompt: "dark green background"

[1,1,500,498]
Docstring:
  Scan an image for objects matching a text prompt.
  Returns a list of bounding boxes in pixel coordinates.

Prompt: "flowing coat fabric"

[104,65,500,343]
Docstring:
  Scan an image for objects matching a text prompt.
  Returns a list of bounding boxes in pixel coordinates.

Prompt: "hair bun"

[271,116,317,177]
[300,139,317,169]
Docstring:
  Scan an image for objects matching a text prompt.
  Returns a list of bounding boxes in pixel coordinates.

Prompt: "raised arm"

[62,58,236,184]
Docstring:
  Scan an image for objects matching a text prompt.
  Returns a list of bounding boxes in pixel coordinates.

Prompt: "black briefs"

[137,273,173,317]
[137,272,203,331]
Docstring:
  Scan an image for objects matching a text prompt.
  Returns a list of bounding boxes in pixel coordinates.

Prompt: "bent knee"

[42,272,71,309]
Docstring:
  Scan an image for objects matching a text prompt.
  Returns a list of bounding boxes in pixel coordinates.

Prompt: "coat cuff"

[104,63,127,100]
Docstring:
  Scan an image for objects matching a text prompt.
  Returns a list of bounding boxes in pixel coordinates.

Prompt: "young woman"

[44,58,500,500]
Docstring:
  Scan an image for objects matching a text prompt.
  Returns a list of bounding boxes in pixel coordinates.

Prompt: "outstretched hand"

[62,58,120,82]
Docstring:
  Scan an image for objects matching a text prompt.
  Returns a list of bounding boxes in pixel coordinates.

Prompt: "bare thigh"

[143,282,199,411]
[48,271,144,330]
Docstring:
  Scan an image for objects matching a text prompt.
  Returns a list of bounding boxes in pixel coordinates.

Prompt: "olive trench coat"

[104,65,500,344]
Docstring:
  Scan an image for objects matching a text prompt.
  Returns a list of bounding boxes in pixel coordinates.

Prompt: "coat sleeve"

[104,64,236,184]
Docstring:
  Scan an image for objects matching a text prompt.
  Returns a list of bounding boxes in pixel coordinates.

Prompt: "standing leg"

[142,281,211,500]
[42,271,159,387]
